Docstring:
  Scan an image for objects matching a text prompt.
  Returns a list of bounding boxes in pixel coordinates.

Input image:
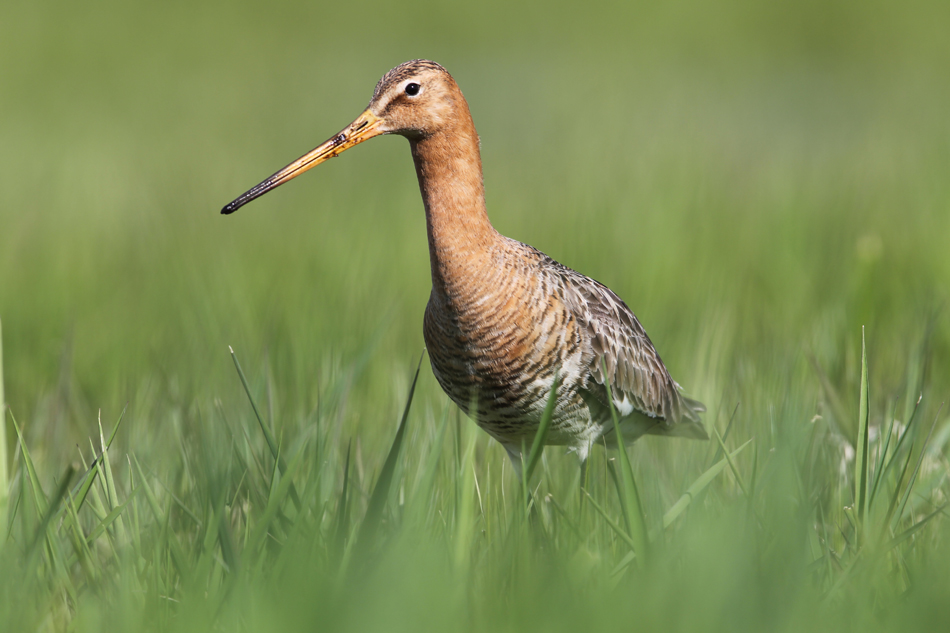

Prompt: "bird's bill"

[221,110,384,214]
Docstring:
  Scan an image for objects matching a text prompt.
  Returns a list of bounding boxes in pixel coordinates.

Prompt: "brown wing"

[514,240,705,438]
[557,269,706,436]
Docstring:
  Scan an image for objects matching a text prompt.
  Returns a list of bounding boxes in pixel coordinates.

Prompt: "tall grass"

[0,318,7,541]
[0,328,946,631]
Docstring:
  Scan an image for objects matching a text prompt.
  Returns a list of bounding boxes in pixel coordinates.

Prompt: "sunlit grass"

[1,325,947,632]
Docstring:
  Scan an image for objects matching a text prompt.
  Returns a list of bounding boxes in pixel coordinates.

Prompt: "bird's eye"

[405,82,421,96]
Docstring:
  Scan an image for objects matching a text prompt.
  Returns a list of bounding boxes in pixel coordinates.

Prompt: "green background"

[1,0,949,630]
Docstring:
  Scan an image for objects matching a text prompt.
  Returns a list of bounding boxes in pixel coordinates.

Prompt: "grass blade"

[854,327,870,526]
[454,428,477,572]
[890,403,943,531]
[230,346,301,512]
[875,394,923,501]
[868,399,898,512]
[246,444,306,556]
[133,456,187,576]
[63,489,97,581]
[407,407,450,528]
[335,439,352,553]
[10,412,48,517]
[583,489,638,552]
[664,439,753,528]
[230,346,280,459]
[713,427,749,496]
[98,411,128,543]
[84,486,141,546]
[54,405,128,525]
[25,465,75,568]
[879,503,948,558]
[601,360,648,566]
[354,351,425,552]
[705,402,740,469]
[524,373,561,487]
[0,317,7,541]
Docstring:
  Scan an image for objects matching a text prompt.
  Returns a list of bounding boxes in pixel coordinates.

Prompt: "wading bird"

[222,60,707,474]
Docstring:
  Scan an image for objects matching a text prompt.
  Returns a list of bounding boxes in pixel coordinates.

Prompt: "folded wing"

[560,270,707,440]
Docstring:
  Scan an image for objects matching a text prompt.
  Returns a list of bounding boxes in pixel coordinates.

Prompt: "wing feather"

[514,240,706,440]
[558,267,706,436]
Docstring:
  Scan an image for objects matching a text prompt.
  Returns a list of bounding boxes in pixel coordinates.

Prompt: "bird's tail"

[677,395,709,439]
[681,395,706,419]
[646,394,708,440]
[608,393,709,443]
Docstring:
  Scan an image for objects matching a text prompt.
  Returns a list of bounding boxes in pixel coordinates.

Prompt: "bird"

[222,59,707,475]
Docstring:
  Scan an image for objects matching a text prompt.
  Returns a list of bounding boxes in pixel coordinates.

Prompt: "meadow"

[1,0,949,630]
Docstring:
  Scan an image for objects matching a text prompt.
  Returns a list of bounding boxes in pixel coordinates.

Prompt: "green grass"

[2,0,950,630]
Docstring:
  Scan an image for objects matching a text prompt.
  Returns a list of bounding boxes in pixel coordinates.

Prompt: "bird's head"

[222,60,461,215]
[366,60,460,139]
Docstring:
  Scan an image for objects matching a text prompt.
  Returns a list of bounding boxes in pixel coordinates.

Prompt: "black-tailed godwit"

[222,60,707,471]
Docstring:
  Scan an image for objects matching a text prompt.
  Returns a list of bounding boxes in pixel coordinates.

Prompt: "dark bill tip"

[220,177,281,215]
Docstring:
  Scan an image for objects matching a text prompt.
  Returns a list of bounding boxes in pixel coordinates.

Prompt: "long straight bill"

[221,110,383,214]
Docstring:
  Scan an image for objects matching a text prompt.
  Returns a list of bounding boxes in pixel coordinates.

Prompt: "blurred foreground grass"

[1,0,949,631]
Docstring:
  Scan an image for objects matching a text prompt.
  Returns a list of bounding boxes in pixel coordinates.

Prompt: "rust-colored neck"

[410,110,498,296]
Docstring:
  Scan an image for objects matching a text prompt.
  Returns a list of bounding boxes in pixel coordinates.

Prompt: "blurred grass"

[1,0,949,631]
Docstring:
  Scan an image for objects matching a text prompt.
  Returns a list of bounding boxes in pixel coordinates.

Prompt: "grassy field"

[2,0,949,630]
